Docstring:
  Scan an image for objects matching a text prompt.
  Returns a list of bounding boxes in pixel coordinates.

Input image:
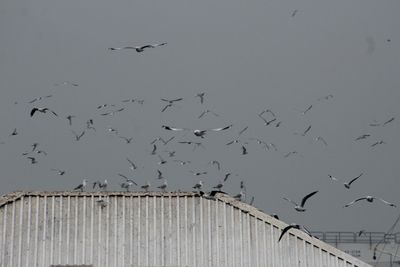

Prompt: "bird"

[108,42,167,53]
[72,130,85,141]
[196,92,205,104]
[295,125,311,136]
[258,114,277,126]
[54,81,78,87]
[157,180,168,192]
[157,169,164,179]
[164,150,176,157]
[369,120,381,127]
[233,190,245,201]
[259,109,276,117]
[51,168,65,175]
[344,196,396,208]
[241,145,248,155]
[96,198,108,208]
[93,179,108,191]
[86,119,96,131]
[238,126,249,136]
[383,117,395,126]
[162,124,233,138]
[31,143,39,152]
[283,191,318,212]
[150,136,175,146]
[213,172,231,190]
[249,196,255,205]
[208,160,221,170]
[157,155,167,165]
[284,151,298,158]
[151,144,157,155]
[271,213,280,220]
[275,121,282,127]
[9,128,18,136]
[198,109,219,119]
[371,140,386,147]
[178,141,205,150]
[141,181,151,192]
[74,179,87,192]
[36,150,48,156]
[193,180,203,190]
[27,157,37,164]
[174,159,191,166]
[355,134,371,141]
[291,9,298,18]
[120,180,137,192]
[100,108,125,116]
[119,136,133,144]
[343,173,363,189]
[190,171,207,176]
[278,224,301,242]
[126,157,137,170]
[301,105,313,115]
[66,115,75,126]
[315,136,328,146]
[30,107,58,117]
[161,98,183,112]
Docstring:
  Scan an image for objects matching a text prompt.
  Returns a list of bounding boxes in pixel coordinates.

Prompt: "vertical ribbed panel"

[0,193,371,267]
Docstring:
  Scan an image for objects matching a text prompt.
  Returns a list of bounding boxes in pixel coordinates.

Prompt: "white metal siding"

[0,192,371,267]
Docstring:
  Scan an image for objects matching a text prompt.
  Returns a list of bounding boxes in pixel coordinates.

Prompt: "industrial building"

[0,191,371,267]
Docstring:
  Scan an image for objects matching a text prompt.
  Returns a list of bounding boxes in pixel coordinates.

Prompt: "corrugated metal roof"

[0,191,371,267]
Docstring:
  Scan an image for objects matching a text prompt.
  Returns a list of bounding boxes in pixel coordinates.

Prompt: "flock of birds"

[2,41,398,243]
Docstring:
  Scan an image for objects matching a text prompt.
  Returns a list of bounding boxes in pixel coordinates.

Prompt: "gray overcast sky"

[0,0,399,232]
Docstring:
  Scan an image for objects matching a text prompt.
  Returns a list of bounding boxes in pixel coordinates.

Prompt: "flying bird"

[198,109,219,119]
[178,141,205,150]
[344,173,363,189]
[383,117,395,126]
[301,105,313,115]
[51,168,65,175]
[283,191,318,212]
[371,140,386,147]
[161,98,183,112]
[27,157,37,164]
[162,124,233,138]
[258,114,277,126]
[108,42,167,53]
[344,196,396,208]
[315,136,328,146]
[196,92,205,104]
[190,171,207,176]
[10,128,18,136]
[119,136,133,144]
[241,145,248,155]
[259,109,276,117]
[72,130,85,141]
[126,157,137,170]
[30,107,58,117]
[157,155,167,165]
[213,172,231,190]
[151,144,157,155]
[284,151,298,158]
[157,169,164,179]
[295,125,311,136]
[174,159,191,165]
[291,9,298,18]
[355,134,371,141]
[278,224,301,242]
[66,115,75,126]
[208,160,221,170]
[54,81,78,87]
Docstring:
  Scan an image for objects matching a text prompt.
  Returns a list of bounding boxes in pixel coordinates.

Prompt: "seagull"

[10,128,18,136]
[193,180,203,190]
[28,95,53,104]
[66,115,75,126]
[249,138,269,150]
[291,9,298,18]
[283,191,318,212]
[93,179,108,191]
[249,196,255,205]
[383,117,395,126]
[198,109,219,119]
[343,173,363,189]
[157,180,168,192]
[27,157,37,164]
[271,213,279,220]
[74,179,87,192]
[196,92,205,104]
[315,136,328,146]
[213,172,231,190]
[164,150,176,157]
[234,190,245,201]
[119,136,133,144]
[157,155,167,165]
[96,198,108,208]
[150,136,175,146]
[284,151,298,158]
[208,160,221,170]
[295,125,311,136]
[141,181,151,192]
[108,42,167,53]
[36,150,48,156]
[371,140,386,147]
[157,169,164,179]
[51,168,65,175]
[178,141,205,150]
[369,120,381,127]
[344,196,396,208]
[238,126,249,136]
[258,114,277,126]
[259,109,276,117]
[30,107,58,117]
[161,98,183,112]
[31,143,39,152]
[100,108,125,116]
[241,145,248,155]
[151,144,157,155]
[174,159,191,165]
[355,134,371,141]
[190,171,207,176]
[86,119,96,131]
[317,94,334,101]
[54,81,79,87]
[278,224,301,242]
[72,130,85,141]
[275,121,282,127]
[126,157,137,170]
[301,105,313,115]
[162,124,233,138]
[120,180,137,192]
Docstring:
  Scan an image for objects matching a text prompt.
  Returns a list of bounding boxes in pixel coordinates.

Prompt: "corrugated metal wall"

[0,193,370,267]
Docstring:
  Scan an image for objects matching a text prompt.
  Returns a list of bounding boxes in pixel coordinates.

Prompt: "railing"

[311,231,400,245]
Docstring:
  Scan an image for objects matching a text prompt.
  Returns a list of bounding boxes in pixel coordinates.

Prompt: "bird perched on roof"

[141,181,151,192]
[157,180,168,192]
[344,196,396,208]
[193,180,203,191]
[74,179,87,192]
[118,174,137,192]
[30,107,58,117]
[162,124,233,138]
[108,42,167,53]
[283,191,318,212]
[93,179,108,191]
[233,190,245,201]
